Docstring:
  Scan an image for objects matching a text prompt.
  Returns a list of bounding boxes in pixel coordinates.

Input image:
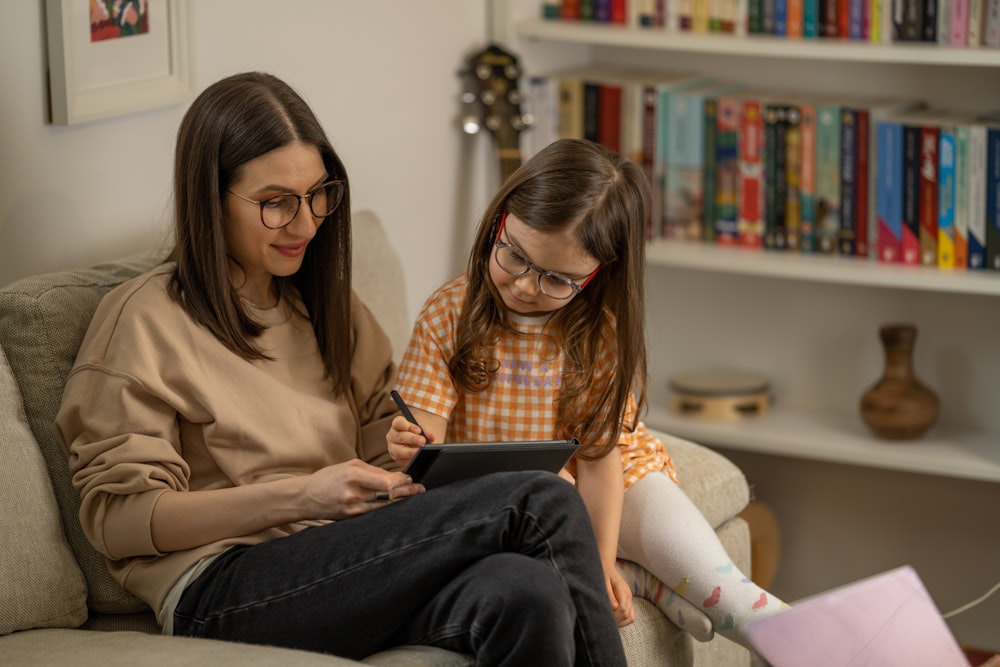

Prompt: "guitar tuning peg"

[485,115,501,132]
[462,115,481,135]
[504,64,519,80]
[520,113,535,128]
[476,64,492,80]
[507,90,521,104]
[480,90,497,105]
[461,91,477,104]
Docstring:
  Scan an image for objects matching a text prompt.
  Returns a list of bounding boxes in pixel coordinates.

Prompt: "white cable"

[942,580,1000,620]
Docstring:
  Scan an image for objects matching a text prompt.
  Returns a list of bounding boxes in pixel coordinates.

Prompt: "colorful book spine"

[923,0,938,39]
[788,0,805,34]
[894,0,924,39]
[583,83,601,144]
[598,84,622,153]
[984,0,1000,45]
[967,124,987,269]
[642,85,658,240]
[775,0,789,33]
[876,120,904,263]
[902,123,922,265]
[815,104,842,254]
[987,127,1000,270]
[919,125,940,266]
[849,0,865,36]
[954,124,969,269]
[785,106,803,251]
[557,77,585,140]
[749,0,764,30]
[938,0,953,43]
[804,0,821,33]
[937,126,957,268]
[800,103,818,253]
[738,99,766,248]
[854,109,870,257]
[839,109,857,256]
[561,0,583,19]
[664,88,710,240]
[951,0,970,43]
[765,104,789,250]
[969,0,985,44]
[715,97,741,245]
[703,98,718,243]
[870,0,883,41]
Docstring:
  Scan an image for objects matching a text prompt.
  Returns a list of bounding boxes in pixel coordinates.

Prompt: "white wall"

[0,0,497,321]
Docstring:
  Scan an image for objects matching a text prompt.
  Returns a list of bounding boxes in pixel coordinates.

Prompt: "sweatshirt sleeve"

[349,293,400,471]
[57,366,188,560]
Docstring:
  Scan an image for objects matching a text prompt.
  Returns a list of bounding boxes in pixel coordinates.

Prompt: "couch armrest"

[651,430,751,529]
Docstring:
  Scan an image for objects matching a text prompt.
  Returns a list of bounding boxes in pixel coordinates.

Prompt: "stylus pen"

[390,389,429,440]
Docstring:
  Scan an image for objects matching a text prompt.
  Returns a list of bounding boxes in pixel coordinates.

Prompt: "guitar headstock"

[460,43,530,182]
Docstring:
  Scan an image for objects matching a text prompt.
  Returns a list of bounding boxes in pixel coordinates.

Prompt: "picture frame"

[45,0,194,126]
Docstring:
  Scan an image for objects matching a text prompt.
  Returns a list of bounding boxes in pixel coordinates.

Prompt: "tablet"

[403,439,580,489]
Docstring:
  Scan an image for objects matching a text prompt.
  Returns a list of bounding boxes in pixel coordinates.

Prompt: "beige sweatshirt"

[55,265,400,616]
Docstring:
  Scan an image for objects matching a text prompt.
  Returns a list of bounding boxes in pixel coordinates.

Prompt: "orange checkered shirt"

[396,276,676,489]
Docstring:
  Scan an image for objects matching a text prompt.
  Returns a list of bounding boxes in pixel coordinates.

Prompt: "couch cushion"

[0,629,367,666]
[0,344,88,634]
[654,430,750,529]
[0,252,162,614]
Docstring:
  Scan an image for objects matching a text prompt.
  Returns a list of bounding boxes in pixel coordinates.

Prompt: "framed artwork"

[45,0,193,125]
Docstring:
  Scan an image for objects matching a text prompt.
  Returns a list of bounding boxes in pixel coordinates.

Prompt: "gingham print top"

[396,275,677,489]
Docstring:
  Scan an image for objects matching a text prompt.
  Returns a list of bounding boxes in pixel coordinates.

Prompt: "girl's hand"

[386,415,432,465]
[300,459,424,520]
[607,566,635,627]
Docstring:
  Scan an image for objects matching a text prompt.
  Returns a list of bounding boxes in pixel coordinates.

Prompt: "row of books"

[521,67,1000,271]
[543,0,1000,46]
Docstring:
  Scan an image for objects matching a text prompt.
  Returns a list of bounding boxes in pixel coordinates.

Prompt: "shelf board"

[517,19,1000,68]
[646,405,1000,483]
[645,240,1000,295]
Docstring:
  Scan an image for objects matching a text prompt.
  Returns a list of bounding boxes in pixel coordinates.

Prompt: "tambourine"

[668,370,771,421]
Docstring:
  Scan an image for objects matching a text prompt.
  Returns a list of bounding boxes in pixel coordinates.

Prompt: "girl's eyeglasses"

[493,210,600,300]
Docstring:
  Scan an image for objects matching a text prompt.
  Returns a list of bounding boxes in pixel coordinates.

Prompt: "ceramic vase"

[859,324,939,440]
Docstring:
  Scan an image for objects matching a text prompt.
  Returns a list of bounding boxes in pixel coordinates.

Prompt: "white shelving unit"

[648,405,1000,483]
[516,18,1000,67]
[513,15,1000,485]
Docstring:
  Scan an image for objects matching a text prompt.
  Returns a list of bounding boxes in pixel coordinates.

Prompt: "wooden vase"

[859,324,939,440]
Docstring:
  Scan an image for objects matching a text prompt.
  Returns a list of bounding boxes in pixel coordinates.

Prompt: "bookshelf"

[512,14,1000,484]
[516,19,1000,67]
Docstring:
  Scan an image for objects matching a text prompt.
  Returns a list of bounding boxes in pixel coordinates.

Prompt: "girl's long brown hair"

[451,139,651,459]
[168,72,354,394]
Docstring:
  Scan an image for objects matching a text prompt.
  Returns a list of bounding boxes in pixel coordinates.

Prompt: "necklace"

[238,294,279,310]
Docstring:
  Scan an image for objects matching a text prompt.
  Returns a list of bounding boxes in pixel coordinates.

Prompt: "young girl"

[388,138,787,648]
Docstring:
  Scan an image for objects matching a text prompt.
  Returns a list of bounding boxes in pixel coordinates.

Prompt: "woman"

[56,72,626,667]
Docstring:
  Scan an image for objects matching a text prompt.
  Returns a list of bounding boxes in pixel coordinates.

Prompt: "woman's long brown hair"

[168,72,354,394]
[451,139,651,459]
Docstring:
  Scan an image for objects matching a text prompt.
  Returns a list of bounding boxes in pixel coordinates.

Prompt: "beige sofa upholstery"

[0,209,751,666]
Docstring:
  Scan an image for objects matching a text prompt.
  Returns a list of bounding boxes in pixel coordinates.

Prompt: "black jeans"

[173,471,627,667]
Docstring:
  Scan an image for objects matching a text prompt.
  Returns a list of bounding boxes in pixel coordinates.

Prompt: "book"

[799,102,818,252]
[583,82,601,143]
[739,97,767,248]
[815,103,842,254]
[954,123,969,269]
[523,76,561,160]
[902,121,922,265]
[854,107,870,257]
[703,97,719,243]
[951,0,970,44]
[969,0,985,44]
[839,108,858,256]
[937,123,957,268]
[785,105,804,251]
[664,82,741,241]
[893,0,925,39]
[987,126,1000,270]
[984,0,1000,44]
[598,83,623,153]
[557,76,585,140]
[764,102,788,250]
[715,95,743,245]
[919,124,940,266]
[876,118,904,263]
[967,123,987,269]
[923,0,938,39]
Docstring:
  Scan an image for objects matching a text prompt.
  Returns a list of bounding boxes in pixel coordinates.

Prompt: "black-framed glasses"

[493,210,600,300]
[227,180,345,229]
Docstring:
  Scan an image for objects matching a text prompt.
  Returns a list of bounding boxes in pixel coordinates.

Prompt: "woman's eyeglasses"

[493,211,600,300]
[228,180,345,229]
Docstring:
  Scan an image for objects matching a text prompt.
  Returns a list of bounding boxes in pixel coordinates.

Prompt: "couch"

[0,209,752,666]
